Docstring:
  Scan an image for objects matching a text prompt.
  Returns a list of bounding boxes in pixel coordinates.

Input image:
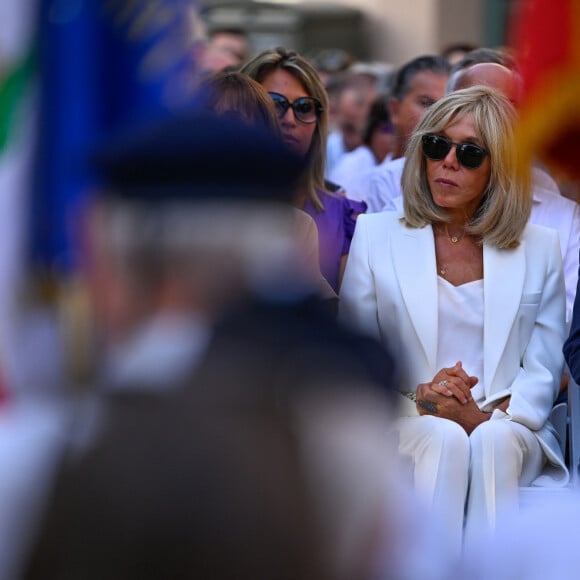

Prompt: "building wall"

[310,0,484,65]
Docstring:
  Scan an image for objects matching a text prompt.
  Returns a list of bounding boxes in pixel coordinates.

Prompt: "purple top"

[303,190,367,292]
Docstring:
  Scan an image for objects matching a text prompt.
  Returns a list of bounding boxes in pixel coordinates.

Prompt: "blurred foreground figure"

[194,69,283,130]
[83,113,328,389]
[0,113,332,580]
[23,298,412,580]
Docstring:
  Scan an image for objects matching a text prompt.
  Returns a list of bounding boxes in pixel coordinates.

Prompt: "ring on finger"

[438,380,448,387]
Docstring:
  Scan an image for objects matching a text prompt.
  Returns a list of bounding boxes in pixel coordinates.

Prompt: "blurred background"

[202,0,512,65]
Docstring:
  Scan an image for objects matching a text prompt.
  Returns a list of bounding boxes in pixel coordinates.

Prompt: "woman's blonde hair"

[241,47,329,210]
[402,86,531,249]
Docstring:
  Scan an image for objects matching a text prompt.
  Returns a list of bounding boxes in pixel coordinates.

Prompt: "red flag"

[510,0,580,180]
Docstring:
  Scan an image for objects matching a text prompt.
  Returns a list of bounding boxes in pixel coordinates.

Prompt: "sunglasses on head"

[268,92,323,124]
[422,134,489,169]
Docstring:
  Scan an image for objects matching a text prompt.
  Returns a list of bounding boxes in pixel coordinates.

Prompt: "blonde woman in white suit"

[339,87,568,551]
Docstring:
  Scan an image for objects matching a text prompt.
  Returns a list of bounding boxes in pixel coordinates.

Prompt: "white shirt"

[329,145,377,197]
[349,156,406,212]
[529,170,580,322]
[325,130,347,178]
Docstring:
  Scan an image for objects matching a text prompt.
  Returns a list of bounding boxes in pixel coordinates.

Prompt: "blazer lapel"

[392,224,439,371]
[483,241,526,390]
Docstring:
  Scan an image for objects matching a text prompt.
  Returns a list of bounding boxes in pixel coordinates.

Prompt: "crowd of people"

[2,21,580,580]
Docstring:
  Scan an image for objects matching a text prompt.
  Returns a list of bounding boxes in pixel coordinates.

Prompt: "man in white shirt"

[325,83,375,177]
[0,114,325,580]
[329,94,394,196]
[347,55,450,209]
[528,167,580,322]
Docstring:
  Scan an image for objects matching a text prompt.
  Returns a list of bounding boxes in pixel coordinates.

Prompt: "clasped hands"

[416,361,490,434]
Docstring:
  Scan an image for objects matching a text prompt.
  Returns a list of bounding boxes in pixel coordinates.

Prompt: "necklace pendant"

[450,235,459,243]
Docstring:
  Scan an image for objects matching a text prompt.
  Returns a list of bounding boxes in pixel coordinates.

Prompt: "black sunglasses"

[422,134,489,169]
[268,92,323,124]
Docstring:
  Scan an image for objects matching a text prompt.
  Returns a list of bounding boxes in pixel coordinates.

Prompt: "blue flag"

[32,0,201,274]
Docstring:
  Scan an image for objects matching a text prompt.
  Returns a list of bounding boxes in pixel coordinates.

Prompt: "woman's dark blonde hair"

[195,70,281,135]
[402,86,531,249]
[241,47,329,211]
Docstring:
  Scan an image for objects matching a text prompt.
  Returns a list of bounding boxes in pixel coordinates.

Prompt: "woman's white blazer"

[339,211,568,483]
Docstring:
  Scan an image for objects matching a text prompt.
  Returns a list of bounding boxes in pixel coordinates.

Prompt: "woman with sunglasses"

[340,86,567,551]
[242,48,366,292]
[192,69,336,301]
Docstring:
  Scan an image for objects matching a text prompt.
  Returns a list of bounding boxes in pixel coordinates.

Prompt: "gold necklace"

[444,224,465,244]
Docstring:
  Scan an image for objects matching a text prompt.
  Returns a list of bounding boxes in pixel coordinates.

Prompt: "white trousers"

[396,416,545,552]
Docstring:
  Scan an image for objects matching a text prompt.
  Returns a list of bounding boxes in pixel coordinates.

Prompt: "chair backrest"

[568,375,580,485]
[550,401,568,457]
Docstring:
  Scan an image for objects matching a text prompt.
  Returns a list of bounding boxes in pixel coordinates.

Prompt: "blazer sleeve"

[507,231,566,431]
[338,215,381,342]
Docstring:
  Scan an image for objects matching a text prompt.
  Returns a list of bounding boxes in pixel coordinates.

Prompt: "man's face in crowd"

[390,70,449,151]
